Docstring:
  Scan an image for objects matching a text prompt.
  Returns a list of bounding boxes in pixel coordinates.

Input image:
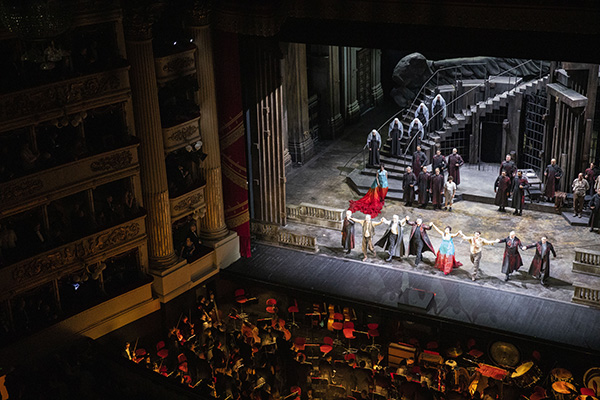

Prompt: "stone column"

[341,47,360,123]
[283,42,313,164]
[187,18,229,241]
[124,13,178,269]
[371,49,383,106]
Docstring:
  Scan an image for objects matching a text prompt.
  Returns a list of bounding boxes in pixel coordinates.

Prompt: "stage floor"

[223,243,600,352]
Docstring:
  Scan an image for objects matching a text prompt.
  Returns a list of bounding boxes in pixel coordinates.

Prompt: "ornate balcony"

[0,214,147,300]
[154,48,196,84]
[169,184,207,221]
[0,142,140,217]
[162,116,201,153]
[0,66,131,132]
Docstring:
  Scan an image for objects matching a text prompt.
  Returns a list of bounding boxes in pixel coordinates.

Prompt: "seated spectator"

[180,237,198,263]
[187,223,202,247]
[122,190,139,218]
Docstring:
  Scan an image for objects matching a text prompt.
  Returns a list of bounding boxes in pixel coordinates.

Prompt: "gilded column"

[124,11,178,269]
[186,8,229,241]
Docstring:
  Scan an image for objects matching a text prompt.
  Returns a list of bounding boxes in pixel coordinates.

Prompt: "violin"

[241,321,261,345]
[327,304,335,331]
[272,317,292,341]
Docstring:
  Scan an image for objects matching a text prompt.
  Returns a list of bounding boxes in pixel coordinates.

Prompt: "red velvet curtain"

[213,30,251,257]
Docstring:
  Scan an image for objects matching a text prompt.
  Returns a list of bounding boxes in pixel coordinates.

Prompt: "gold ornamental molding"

[0,215,147,299]
[162,116,201,153]
[170,184,207,220]
[90,150,134,171]
[0,66,131,133]
[0,142,140,218]
[154,48,197,84]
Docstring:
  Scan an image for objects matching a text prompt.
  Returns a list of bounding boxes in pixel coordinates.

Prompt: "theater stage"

[223,243,600,352]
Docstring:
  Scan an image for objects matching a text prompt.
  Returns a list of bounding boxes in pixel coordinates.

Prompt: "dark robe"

[500,160,516,183]
[416,108,428,129]
[589,193,600,229]
[408,125,422,155]
[431,99,445,132]
[368,140,380,166]
[341,218,355,250]
[499,236,523,274]
[511,177,529,210]
[494,175,511,207]
[432,154,446,172]
[403,171,417,205]
[544,164,562,198]
[447,153,464,185]
[375,223,405,257]
[412,150,428,175]
[430,173,444,206]
[407,223,435,255]
[585,167,596,195]
[417,171,430,206]
[390,125,403,157]
[525,241,556,280]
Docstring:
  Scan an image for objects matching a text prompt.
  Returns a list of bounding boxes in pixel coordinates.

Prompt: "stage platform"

[223,244,600,352]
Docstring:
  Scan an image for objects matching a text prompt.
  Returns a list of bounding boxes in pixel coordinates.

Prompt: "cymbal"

[445,347,463,358]
[489,341,520,368]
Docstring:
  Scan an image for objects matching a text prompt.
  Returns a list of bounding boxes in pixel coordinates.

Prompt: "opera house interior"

[0,0,600,399]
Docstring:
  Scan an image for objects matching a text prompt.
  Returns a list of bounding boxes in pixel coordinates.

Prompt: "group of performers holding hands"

[342,210,557,286]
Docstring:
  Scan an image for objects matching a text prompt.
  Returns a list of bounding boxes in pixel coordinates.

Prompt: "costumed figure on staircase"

[430,223,463,275]
[522,236,556,287]
[431,94,447,133]
[511,170,529,216]
[376,215,408,261]
[408,118,424,155]
[498,231,523,281]
[349,164,389,217]
[446,148,464,186]
[415,102,430,132]
[367,129,382,167]
[417,166,430,208]
[388,118,404,157]
[341,210,355,254]
[412,145,428,175]
[544,158,562,202]
[403,166,417,207]
[432,149,446,175]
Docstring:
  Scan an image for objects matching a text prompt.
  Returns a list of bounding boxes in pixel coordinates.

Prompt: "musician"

[122,341,133,360]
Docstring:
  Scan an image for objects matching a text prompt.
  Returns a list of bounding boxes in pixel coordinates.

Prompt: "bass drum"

[550,368,574,383]
[511,361,542,389]
[552,381,577,400]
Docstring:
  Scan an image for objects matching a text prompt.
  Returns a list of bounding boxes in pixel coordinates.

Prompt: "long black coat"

[499,236,523,274]
[430,173,444,205]
[447,154,464,185]
[494,175,511,207]
[407,222,435,255]
[375,223,405,257]
[511,177,529,209]
[417,171,430,205]
[341,218,355,250]
[403,171,417,203]
[525,241,556,277]
[544,164,562,198]
[412,150,428,175]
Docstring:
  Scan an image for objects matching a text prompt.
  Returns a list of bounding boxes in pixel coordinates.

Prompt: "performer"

[388,118,404,157]
[460,231,498,281]
[544,158,562,202]
[430,93,447,133]
[376,215,408,261]
[446,148,464,186]
[341,210,355,254]
[415,102,430,131]
[432,149,446,174]
[367,129,382,167]
[403,166,417,207]
[498,231,523,281]
[408,118,424,155]
[443,175,457,211]
[494,171,511,212]
[430,223,463,275]
[412,145,428,175]
[572,173,589,218]
[407,218,435,266]
[349,164,389,217]
[585,162,596,195]
[522,236,556,287]
[417,166,430,208]
[590,188,600,232]
[500,155,516,185]
[351,214,384,262]
[511,170,529,216]
[430,168,445,210]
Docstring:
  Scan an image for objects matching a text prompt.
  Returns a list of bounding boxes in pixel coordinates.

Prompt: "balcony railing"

[286,202,344,230]
[169,184,207,221]
[0,66,131,132]
[0,214,147,299]
[573,247,600,276]
[251,220,317,252]
[155,48,196,84]
[0,142,140,216]
[162,116,201,153]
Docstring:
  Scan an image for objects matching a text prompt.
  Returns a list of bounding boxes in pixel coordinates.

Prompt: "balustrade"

[0,142,140,217]
[154,48,197,84]
[572,283,600,308]
[251,221,317,252]
[0,214,147,299]
[572,248,600,276]
[286,202,344,230]
[169,184,207,221]
[162,116,201,153]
